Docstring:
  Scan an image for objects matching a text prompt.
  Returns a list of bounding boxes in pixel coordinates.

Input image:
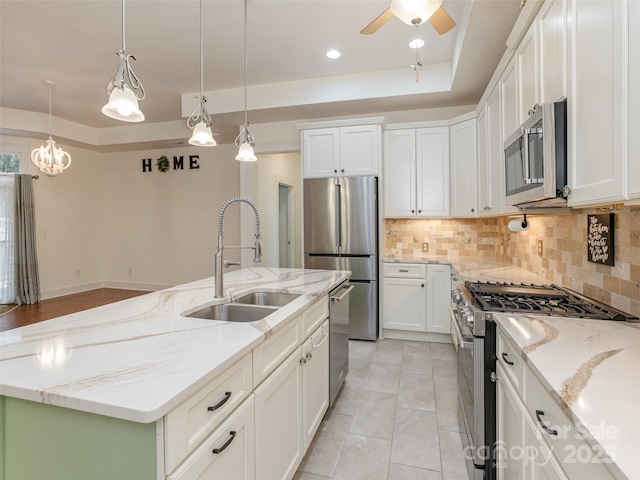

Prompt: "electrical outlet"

[500,234,504,247]
[422,242,429,252]
[537,239,543,256]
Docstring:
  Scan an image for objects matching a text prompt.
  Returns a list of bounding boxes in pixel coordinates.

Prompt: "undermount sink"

[233,292,300,307]
[186,303,277,322]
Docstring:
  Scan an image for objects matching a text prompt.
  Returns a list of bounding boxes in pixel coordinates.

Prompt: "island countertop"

[0,268,350,424]
[494,313,640,480]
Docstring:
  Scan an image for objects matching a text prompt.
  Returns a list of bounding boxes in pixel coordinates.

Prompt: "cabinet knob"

[341,169,344,173]
[484,206,491,211]
[411,209,415,214]
[418,209,422,213]
[306,352,313,360]
[300,357,307,365]
[471,208,475,213]
[421,283,425,288]
[334,169,338,173]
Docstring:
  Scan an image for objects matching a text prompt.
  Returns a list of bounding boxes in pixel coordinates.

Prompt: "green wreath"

[157,155,170,172]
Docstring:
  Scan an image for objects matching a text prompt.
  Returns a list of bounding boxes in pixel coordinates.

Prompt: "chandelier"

[31,81,72,177]
[102,0,145,122]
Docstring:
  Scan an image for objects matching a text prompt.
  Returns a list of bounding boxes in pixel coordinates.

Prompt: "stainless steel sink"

[186,303,278,322]
[233,292,300,307]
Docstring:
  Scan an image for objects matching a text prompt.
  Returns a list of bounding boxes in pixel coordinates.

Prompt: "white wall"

[252,152,302,268]
[101,144,241,289]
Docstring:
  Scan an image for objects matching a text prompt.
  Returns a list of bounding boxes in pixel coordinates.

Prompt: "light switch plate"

[537,239,543,256]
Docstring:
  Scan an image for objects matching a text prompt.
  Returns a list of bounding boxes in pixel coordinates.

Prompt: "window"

[0,152,21,173]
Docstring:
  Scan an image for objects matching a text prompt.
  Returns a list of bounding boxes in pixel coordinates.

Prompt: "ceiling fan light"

[188,121,216,147]
[391,0,443,26]
[235,141,257,162]
[101,85,145,122]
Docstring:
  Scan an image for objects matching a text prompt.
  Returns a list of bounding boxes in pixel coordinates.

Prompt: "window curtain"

[0,174,16,303]
[14,174,40,304]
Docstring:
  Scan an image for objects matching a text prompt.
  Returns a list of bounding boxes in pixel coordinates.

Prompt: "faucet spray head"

[254,235,262,263]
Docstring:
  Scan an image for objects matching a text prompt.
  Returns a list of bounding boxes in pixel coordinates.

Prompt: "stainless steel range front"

[450,281,636,480]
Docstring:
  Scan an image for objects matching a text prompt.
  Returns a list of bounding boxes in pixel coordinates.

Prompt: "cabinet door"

[302,128,339,178]
[497,365,525,480]
[500,58,519,141]
[524,416,568,480]
[340,125,379,176]
[449,119,477,218]
[167,396,255,480]
[517,22,539,126]
[384,129,417,216]
[629,0,640,200]
[416,127,450,217]
[301,320,329,450]
[538,0,567,105]
[568,0,626,206]
[477,106,490,216]
[255,347,303,480]
[426,265,451,334]
[382,277,426,331]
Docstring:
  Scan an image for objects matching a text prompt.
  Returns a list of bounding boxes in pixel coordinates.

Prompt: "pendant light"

[102,0,145,122]
[187,0,216,147]
[234,0,256,162]
[31,81,72,177]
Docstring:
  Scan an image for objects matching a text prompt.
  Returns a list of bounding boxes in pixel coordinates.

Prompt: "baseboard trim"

[381,329,452,344]
[41,281,170,300]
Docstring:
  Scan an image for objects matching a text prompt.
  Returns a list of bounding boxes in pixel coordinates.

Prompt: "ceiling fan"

[361,0,456,35]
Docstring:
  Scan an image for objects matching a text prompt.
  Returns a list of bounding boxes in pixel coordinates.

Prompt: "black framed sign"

[587,213,615,266]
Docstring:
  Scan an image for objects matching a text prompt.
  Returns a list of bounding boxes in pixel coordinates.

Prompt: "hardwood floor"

[0,288,148,332]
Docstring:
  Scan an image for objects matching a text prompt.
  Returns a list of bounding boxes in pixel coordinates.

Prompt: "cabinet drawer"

[497,330,524,395]
[253,318,301,388]
[165,353,253,473]
[525,369,616,479]
[301,299,328,339]
[167,395,255,480]
[382,263,427,278]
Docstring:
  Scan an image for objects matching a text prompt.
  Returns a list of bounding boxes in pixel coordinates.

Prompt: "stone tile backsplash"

[384,206,640,318]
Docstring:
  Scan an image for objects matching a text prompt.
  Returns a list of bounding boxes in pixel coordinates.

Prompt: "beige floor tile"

[439,429,471,480]
[349,389,398,440]
[365,361,402,394]
[373,338,405,364]
[397,373,436,412]
[331,380,362,416]
[298,411,352,477]
[390,407,442,471]
[434,387,464,433]
[432,359,458,388]
[402,342,434,376]
[388,463,444,480]
[293,472,331,480]
[430,343,457,362]
[332,434,391,480]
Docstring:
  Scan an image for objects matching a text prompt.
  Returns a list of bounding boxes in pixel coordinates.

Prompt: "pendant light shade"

[234,0,257,162]
[103,0,145,122]
[31,81,72,177]
[391,0,443,26]
[187,0,217,147]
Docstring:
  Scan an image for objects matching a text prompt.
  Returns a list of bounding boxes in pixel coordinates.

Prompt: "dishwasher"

[329,282,352,407]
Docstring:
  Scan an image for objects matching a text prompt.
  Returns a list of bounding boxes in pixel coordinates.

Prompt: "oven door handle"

[450,307,473,349]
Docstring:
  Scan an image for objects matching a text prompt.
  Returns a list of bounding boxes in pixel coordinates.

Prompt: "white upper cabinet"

[477,106,490,216]
[383,126,449,217]
[628,0,640,201]
[302,123,380,178]
[516,22,539,126]
[449,118,477,218]
[537,0,567,104]
[568,0,627,206]
[500,58,519,140]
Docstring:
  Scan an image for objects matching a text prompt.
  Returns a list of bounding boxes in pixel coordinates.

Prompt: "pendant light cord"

[243,0,248,127]
[121,0,126,52]
[199,0,204,100]
[48,85,52,136]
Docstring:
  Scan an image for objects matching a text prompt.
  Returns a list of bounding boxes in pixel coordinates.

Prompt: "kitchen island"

[0,267,349,479]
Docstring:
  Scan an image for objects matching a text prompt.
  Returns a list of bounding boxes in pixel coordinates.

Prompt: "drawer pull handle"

[399,269,409,272]
[535,410,558,437]
[212,431,237,454]
[501,353,515,366]
[207,391,232,411]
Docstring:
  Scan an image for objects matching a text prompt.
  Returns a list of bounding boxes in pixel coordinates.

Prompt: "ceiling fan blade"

[429,6,456,35]
[361,7,395,35]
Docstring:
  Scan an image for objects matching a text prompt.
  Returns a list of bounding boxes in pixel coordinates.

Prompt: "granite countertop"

[0,268,349,424]
[382,254,548,284]
[494,313,640,480]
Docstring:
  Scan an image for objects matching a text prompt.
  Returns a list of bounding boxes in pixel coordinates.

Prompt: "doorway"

[278,183,294,268]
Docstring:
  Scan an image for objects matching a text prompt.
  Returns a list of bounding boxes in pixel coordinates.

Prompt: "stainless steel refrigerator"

[304,176,378,340]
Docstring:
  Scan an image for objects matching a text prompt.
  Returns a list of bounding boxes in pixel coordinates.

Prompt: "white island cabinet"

[0,268,347,480]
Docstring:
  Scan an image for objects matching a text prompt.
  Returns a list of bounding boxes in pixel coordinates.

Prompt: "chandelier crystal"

[234,0,257,162]
[187,0,216,147]
[102,0,145,122]
[31,81,72,177]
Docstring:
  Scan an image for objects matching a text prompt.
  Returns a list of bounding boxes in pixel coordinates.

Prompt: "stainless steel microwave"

[504,100,568,208]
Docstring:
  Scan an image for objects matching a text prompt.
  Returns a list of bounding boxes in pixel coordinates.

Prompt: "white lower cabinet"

[426,264,451,334]
[168,395,255,480]
[496,329,616,480]
[301,320,330,450]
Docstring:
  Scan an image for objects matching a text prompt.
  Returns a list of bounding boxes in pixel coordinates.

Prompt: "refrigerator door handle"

[335,182,342,250]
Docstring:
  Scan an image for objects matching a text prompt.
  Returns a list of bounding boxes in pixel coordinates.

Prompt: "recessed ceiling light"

[409,38,425,49]
[326,49,341,59]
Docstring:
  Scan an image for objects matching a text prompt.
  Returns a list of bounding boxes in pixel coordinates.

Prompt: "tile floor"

[294,338,469,480]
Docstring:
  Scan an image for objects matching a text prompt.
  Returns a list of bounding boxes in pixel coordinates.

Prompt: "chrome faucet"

[214,196,262,298]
